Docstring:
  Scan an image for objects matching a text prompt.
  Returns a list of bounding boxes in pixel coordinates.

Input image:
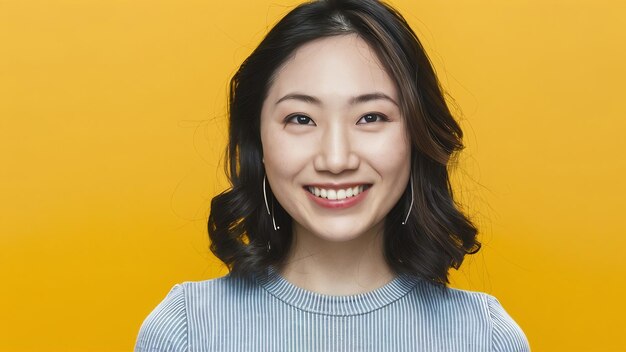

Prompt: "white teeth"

[307,185,369,200]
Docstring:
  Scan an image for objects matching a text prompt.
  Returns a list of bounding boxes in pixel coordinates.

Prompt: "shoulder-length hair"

[208,0,480,287]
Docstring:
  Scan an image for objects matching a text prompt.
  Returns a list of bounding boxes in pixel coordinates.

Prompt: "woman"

[135,0,530,351]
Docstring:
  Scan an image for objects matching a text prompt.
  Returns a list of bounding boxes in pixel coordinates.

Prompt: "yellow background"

[1,0,625,351]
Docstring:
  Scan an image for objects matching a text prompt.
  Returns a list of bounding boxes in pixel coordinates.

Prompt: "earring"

[263,175,280,231]
[401,174,414,225]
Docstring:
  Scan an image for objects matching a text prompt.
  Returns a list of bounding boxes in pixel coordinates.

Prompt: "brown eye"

[357,113,388,124]
[286,114,316,125]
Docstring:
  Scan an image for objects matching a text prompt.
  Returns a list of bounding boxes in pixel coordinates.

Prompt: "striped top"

[135,266,530,351]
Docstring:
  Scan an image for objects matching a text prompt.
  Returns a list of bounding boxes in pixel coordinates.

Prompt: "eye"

[357,113,389,124]
[285,114,316,126]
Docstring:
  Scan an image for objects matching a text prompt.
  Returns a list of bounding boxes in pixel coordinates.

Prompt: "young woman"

[135,0,530,351]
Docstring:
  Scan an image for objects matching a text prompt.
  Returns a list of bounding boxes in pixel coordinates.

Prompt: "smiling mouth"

[304,185,372,200]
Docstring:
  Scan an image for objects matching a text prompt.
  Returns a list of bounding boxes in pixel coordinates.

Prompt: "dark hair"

[208,0,480,287]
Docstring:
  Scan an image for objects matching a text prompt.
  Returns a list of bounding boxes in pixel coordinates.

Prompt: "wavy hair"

[208,0,480,287]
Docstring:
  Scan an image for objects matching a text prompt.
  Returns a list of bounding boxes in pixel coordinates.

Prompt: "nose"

[313,122,360,174]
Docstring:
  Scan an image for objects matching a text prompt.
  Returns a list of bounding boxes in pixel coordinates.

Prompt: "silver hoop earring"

[401,174,414,225]
[263,175,280,231]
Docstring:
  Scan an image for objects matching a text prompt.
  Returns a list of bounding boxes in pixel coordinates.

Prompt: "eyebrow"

[275,92,398,106]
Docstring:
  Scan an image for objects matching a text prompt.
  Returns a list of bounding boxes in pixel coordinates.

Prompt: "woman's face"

[260,34,411,243]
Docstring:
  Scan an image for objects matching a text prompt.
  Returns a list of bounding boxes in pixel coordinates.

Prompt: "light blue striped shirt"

[135,266,530,351]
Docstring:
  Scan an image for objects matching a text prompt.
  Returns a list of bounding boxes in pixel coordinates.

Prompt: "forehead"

[266,34,398,102]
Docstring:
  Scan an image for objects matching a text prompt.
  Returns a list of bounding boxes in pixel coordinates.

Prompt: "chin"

[307,223,376,243]
[317,232,362,243]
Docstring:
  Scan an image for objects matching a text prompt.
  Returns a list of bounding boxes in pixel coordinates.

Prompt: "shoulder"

[134,274,257,352]
[134,284,188,352]
[411,281,530,351]
[482,293,531,352]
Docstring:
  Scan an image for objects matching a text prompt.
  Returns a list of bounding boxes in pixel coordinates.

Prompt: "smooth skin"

[260,34,411,295]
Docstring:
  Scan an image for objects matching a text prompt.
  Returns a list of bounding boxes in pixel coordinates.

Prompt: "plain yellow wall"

[1,0,625,351]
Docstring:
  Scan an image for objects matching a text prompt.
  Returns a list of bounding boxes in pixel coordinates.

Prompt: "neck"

[277,223,396,295]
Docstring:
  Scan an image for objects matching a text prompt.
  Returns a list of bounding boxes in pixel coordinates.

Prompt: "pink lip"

[305,182,369,190]
[304,186,370,209]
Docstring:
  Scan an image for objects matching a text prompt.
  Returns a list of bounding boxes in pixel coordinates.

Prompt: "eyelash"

[285,114,315,125]
[357,113,389,124]
[284,113,389,125]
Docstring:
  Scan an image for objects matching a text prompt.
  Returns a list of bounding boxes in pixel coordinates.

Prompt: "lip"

[303,185,371,209]
[304,183,371,190]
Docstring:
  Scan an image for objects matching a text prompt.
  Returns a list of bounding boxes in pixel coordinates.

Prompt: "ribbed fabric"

[135,266,530,351]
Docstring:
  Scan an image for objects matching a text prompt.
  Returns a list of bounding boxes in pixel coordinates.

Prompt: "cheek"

[261,127,314,180]
[261,131,316,218]
[357,127,411,175]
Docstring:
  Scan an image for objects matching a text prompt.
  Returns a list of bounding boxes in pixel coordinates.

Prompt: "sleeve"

[486,295,531,352]
[134,284,188,352]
